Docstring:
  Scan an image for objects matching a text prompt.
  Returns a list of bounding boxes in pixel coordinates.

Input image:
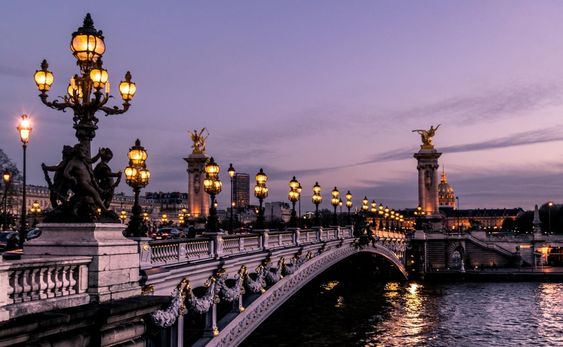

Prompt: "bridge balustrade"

[0,256,91,321]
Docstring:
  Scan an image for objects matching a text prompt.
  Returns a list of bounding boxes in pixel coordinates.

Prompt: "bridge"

[0,225,407,346]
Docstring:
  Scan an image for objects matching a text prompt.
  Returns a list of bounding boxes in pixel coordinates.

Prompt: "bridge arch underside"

[209,243,407,347]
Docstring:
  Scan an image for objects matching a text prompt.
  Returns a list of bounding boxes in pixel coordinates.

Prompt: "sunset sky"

[2,1,563,211]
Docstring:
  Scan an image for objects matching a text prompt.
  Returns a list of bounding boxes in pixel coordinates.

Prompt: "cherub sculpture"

[94,148,122,208]
[189,128,209,154]
[412,124,441,148]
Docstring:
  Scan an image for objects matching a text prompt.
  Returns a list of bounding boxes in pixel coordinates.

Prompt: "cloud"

[375,125,563,161]
[0,65,28,78]
[391,81,563,125]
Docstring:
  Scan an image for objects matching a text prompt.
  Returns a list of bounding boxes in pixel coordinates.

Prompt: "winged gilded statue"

[189,128,209,154]
[412,124,441,148]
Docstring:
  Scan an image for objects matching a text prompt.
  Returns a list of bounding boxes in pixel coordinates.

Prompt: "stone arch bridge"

[141,226,407,346]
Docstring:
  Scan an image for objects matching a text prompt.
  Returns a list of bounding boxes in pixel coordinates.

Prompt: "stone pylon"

[533,204,542,235]
[184,153,210,218]
[414,147,442,217]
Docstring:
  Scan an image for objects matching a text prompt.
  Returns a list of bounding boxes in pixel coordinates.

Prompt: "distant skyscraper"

[233,173,250,209]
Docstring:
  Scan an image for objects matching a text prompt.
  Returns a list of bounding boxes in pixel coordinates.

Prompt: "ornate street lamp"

[35,14,136,221]
[228,163,236,233]
[345,191,353,225]
[312,182,322,226]
[124,139,150,236]
[203,157,222,233]
[254,168,268,229]
[297,183,303,227]
[2,170,12,231]
[30,201,42,227]
[34,14,136,157]
[17,114,32,246]
[288,176,300,227]
[361,196,369,213]
[331,187,340,226]
[161,214,168,225]
[414,205,425,229]
[371,200,377,229]
[119,210,127,224]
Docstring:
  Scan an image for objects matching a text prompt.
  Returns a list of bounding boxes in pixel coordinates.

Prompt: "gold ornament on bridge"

[412,124,441,149]
[189,128,209,154]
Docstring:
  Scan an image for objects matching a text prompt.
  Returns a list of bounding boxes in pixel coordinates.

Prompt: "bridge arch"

[208,243,407,347]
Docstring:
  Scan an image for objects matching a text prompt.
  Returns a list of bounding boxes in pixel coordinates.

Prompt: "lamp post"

[370,200,377,229]
[203,157,222,233]
[254,168,268,229]
[345,191,352,225]
[312,182,322,227]
[124,139,150,237]
[34,14,137,222]
[119,210,127,224]
[34,14,136,158]
[2,170,12,231]
[297,183,303,227]
[384,206,390,230]
[456,196,461,234]
[29,201,42,227]
[548,201,554,235]
[228,164,235,233]
[17,114,32,246]
[288,176,300,228]
[331,187,340,226]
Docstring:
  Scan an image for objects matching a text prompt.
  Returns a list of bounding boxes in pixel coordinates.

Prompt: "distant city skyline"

[2,1,563,211]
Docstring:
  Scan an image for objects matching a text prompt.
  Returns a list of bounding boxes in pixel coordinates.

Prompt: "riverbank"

[420,267,563,282]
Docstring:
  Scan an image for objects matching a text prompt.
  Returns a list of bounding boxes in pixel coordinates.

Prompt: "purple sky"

[2,1,563,211]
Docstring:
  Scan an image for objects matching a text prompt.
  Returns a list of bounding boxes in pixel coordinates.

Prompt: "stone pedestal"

[184,153,209,218]
[24,223,141,303]
[414,148,442,217]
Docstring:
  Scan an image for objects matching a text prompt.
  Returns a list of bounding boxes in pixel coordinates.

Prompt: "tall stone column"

[414,148,441,216]
[184,153,209,218]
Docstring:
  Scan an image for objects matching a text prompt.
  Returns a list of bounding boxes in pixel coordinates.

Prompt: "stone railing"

[0,256,91,321]
[139,227,352,271]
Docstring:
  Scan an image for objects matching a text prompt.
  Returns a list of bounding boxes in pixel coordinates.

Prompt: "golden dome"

[439,167,456,208]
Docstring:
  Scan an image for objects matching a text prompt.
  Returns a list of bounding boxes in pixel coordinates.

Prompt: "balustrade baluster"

[68,265,78,295]
[21,269,32,302]
[30,267,40,300]
[61,266,70,296]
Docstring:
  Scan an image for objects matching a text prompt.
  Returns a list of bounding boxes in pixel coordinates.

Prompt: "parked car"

[0,231,20,251]
[26,228,42,241]
[151,227,183,240]
[157,227,186,239]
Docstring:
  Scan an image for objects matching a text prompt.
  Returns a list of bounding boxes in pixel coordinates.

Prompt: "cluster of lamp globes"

[203,158,222,196]
[124,139,150,190]
[33,13,137,110]
[288,176,302,203]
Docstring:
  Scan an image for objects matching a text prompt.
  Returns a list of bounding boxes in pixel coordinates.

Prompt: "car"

[0,231,20,252]
[151,227,182,240]
[26,228,42,241]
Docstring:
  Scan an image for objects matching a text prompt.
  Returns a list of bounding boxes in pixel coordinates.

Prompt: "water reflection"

[243,256,563,347]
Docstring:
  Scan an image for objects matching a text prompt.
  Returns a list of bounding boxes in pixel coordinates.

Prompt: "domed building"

[438,168,456,209]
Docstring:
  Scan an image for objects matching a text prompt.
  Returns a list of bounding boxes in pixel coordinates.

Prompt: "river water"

[242,255,563,347]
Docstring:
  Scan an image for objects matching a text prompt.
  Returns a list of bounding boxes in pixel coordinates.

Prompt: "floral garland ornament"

[150,277,190,328]
[244,264,267,294]
[265,258,284,285]
[187,272,222,315]
[217,265,246,303]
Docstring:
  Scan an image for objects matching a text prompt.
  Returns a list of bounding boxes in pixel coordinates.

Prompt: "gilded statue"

[189,128,209,154]
[412,124,441,149]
